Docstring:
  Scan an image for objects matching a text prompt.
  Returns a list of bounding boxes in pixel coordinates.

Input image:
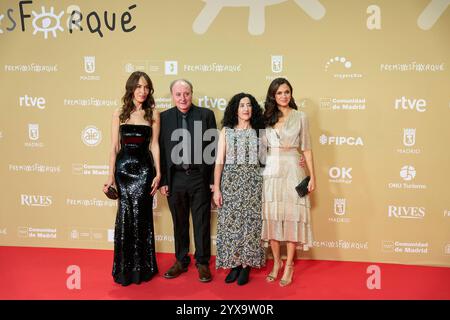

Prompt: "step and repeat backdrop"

[0,0,449,267]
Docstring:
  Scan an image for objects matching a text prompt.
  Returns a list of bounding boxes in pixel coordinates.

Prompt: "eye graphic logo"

[32,6,64,39]
[193,0,326,35]
[325,56,352,71]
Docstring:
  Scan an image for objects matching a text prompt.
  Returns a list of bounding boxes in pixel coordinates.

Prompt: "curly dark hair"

[263,77,297,127]
[221,92,265,132]
[120,71,155,124]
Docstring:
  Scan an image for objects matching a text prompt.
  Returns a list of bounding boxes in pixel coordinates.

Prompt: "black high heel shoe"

[225,266,242,283]
[237,266,251,286]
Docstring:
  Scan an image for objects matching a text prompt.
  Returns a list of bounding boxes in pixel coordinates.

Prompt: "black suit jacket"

[159,105,217,190]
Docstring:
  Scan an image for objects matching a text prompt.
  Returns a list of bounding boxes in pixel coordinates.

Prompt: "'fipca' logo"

[319,134,364,146]
[81,126,102,146]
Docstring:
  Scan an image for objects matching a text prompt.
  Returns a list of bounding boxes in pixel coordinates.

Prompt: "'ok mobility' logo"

[0,1,137,39]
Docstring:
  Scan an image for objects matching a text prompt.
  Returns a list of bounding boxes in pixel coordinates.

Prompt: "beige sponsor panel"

[0,0,448,267]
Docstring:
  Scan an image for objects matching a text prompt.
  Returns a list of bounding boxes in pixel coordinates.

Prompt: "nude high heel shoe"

[279,263,294,287]
[265,259,283,283]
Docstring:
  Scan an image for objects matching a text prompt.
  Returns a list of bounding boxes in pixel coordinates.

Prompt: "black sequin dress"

[112,124,158,285]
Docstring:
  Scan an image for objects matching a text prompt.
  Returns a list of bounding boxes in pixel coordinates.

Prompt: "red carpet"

[0,246,449,300]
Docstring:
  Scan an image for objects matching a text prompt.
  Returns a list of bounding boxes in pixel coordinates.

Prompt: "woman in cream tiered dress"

[261,78,316,287]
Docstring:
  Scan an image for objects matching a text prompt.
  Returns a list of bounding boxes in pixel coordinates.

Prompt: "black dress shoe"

[163,261,188,279]
[225,266,242,283]
[196,264,212,282]
[237,266,251,286]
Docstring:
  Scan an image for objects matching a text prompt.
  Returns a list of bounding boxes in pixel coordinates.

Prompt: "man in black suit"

[159,79,217,282]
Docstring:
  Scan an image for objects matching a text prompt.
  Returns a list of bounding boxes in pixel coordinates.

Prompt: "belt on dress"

[268,147,299,153]
[174,166,200,175]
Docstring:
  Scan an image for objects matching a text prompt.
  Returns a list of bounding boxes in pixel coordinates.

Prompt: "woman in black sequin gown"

[103,71,161,286]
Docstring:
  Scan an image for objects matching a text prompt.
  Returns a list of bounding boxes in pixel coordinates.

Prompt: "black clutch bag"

[104,186,118,200]
[295,176,310,197]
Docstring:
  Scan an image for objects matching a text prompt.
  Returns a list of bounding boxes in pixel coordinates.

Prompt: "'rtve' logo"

[19,95,46,109]
[394,96,427,112]
[198,96,227,111]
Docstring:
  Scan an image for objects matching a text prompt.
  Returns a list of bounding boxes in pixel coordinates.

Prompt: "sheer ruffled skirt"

[261,150,313,251]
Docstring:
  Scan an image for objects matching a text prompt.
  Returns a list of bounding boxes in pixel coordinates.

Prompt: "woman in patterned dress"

[213,93,266,285]
[262,78,316,287]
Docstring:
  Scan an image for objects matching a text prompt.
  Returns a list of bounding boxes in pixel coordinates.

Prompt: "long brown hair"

[120,71,155,124]
[263,77,297,127]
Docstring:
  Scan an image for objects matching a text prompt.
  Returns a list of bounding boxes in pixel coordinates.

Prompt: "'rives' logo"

[21,194,52,206]
[388,206,425,219]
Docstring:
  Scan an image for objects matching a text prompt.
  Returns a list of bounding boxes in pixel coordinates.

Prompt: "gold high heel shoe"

[266,260,283,283]
[279,263,294,287]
